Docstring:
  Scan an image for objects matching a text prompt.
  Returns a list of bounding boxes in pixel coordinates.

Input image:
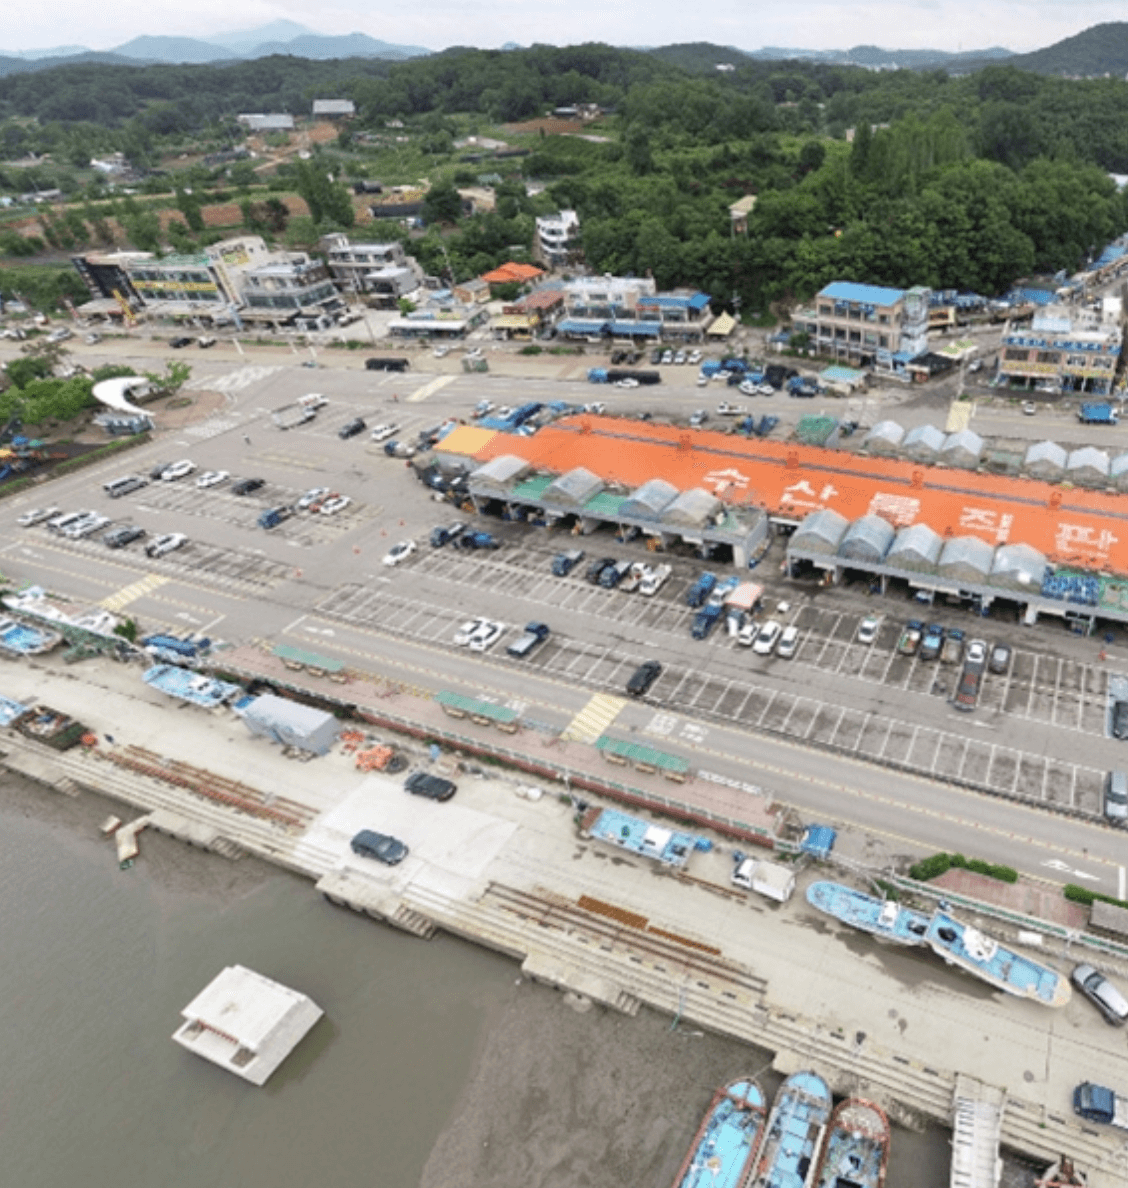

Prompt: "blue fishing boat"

[806,882,930,946]
[747,1070,833,1188]
[812,1098,890,1188]
[671,1078,766,1188]
[925,911,1072,1007]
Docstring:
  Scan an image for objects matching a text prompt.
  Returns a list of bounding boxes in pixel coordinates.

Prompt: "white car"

[454,616,490,646]
[584,402,606,415]
[777,625,800,658]
[195,470,229,488]
[146,532,187,558]
[468,620,504,652]
[66,513,110,539]
[320,495,352,516]
[696,374,709,387]
[370,423,397,442]
[17,506,59,527]
[382,540,416,567]
[756,384,775,396]
[494,406,514,421]
[299,393,328,411]
[752,619,783,655]
[614,377,639,389]
[433,345,450,358]
[160,460,196,482]
[296,486,331,510]
[688,349,702,365]
[965,639,988,667]
[857,615,880,645]
[737,621,758,647]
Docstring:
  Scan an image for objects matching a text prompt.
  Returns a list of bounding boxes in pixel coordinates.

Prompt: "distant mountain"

[6,44,90,59]
[0,50,140,77]
[746,43,1012,69]
[109,35,235,64]
[996,22,1128,76]
[204,20,314,54]
[247,32,429,61]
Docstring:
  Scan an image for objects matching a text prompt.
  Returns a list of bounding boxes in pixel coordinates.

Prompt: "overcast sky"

[4,1,1121,55]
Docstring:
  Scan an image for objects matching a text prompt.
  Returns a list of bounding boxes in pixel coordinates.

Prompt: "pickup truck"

[686,571,717,608]
[639,563,671,596]
[716,401,748,416]
[919,624,945,661]
[1072,1082,1128,1128]
[691,603,723,639]
[940,628,965,665]
[618,562,648,594]
[731,854,796,902]
[506,622,550,658]
[271,403,317,430]
[897,620,924,656]
[551,548,585,577]
[953,638,988,712]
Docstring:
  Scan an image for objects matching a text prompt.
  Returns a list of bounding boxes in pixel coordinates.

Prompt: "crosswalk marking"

[561,692,627,743]
[406,375,457,403]
[101,573,170,612]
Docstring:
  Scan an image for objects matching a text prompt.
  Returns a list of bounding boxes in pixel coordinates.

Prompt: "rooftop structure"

[312,99,355,117]
[172,964,322,1086]
[242,693,341,756]
[999,303,1122,395]
[319,233,420,301]
[790,280,930,370]
[237,113,294,132]
[535,209,580,267]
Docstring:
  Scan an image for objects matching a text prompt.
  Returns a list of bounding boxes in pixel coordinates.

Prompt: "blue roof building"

[791,281,930,369]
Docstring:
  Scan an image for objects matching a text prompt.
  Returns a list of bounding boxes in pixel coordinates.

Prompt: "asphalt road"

[2,336,1126,898]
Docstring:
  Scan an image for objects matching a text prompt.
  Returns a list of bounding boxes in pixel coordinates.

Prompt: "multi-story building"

[998,302,1122,395]
[240,253,342,328]
[320,233,421,305]
[535,210,580,268]
[790,281,930,368]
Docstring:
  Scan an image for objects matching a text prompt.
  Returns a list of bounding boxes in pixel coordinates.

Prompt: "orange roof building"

[450,415,1128,622]
[480,262,545,286]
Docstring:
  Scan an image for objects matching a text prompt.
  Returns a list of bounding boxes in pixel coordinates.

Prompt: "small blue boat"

[925,911,1072,1007]
[748,1070,833,1188]
[812,1098,890,1188]
[671,1078,766,1188]
[806,882,930,946]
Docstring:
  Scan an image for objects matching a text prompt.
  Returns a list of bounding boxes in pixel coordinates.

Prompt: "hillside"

[1000,22,1128,76]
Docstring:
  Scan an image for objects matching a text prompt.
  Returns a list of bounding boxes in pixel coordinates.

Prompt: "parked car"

[627,660,662,696]
[776,625,800,658]
[586,556,618,584]
[454,617,491,647]
[857,615,880,645]
[614,377,639,389]
[195,470,229,489]
[988,643,1012,674]
[404,771,457,802]
[382,540,417,567]
[103,475,148,498]
[1112,701,1128,742]
[551,549,585,576]
[338,417,366,439]
[66,513,110,539]
[472,400,495,419]
[231,477,264,495]
[17,506,59,527]
[350,829,408,865]
[1072,963,1128,1025]
[296,486,331,510]
[168,336,193,349]
[146,532,187,558]
[468,620,504,652]
[103,524,145,549]
[752,620,783,655]
[149,460,172,480]
[319,495,351,516]
[1022,402,1037,416]
[369,423,397,442]
[689,409,708,427]
[159,459,196,482]
[197,335,217,348]
[48,510,92,533]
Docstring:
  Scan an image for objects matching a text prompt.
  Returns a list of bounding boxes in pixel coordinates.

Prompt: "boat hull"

[671,1077,766,1188]
[812,1098,891,1188]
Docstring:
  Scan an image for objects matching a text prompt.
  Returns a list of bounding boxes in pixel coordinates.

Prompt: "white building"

[535,209,580,267]
[172,965,323,1086]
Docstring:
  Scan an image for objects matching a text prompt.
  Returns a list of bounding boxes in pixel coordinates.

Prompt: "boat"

[812,1098,890,1188]
[748,1070,833,1188]
[671,1078,766,1188]
[806,882,931,946]
[0,616,63,655]
[924,910,1072,1007]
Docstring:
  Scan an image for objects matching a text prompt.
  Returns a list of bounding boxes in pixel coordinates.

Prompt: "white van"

[103,475,148,498]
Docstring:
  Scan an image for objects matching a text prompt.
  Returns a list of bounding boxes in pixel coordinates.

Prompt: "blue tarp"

[609,320,662,337]
[800,825,837,858]
[556,319,609,335]
[820,280,905,307]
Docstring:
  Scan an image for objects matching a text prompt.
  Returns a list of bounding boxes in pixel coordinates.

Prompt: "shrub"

[909,851,1017,884]
[1064,884,1128,909]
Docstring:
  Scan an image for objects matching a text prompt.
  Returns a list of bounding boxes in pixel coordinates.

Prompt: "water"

[0,781,957,1187]
[0,785,514,1188]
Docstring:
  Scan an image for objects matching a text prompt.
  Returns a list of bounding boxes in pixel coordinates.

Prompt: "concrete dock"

[2,653,1128,1184]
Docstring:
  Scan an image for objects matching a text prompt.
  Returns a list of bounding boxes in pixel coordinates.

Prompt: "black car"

[404,771,457,801]
[338,417,366,439]
[103,524,145,549]
[586,556,617,584]
[350,829,409,865]
[149,460,172,480]
[168,336,193,349]
[231,477,265,496]
[627,660,663,697]
[988,643,1012,675]
[1113,700,1128,741]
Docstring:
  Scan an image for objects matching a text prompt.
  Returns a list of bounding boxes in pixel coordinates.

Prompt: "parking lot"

[317,540,1110,818]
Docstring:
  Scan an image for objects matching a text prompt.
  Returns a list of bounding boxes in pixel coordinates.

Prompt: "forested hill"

[997,22,1128,77]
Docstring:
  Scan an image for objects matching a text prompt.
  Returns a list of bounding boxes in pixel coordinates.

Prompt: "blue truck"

[1072,1082,1128,1128]
[691,603,723,639]
[686,571,717,608]
[1078,402,1119,424]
